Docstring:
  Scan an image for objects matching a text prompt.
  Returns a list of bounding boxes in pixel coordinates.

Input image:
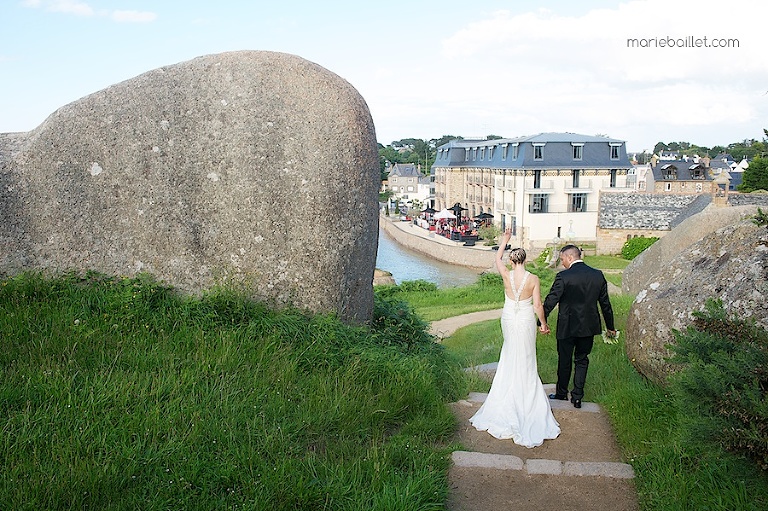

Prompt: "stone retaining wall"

[379,217,496,270]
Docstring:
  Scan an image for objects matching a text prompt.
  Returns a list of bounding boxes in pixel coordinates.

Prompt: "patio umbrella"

[450,203,469,223]
[421,207,437,214]
[473,212,494,220]
[434,208,456,220]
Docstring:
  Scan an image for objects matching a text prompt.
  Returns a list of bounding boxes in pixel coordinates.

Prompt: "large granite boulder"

[623,205,760,297]
[0,51,380,323]
[625,218,768,384]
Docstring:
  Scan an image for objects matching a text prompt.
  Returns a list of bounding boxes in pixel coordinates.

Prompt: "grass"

[1,272,463,510]
[5,260,767,510]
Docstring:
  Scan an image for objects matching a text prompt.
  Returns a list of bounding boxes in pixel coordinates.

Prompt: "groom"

[543,245,615,409]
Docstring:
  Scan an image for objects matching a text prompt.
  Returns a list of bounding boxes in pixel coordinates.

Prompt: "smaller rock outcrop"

[625,219,768,384]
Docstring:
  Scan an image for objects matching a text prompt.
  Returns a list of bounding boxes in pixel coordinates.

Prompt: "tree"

[653,141,667,155]
[738,156,768,192]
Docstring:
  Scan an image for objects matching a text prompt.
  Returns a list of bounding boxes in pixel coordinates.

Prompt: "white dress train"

[469,271,561,448]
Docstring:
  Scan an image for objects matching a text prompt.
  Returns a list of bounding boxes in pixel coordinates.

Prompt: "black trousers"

[555,335,594,401]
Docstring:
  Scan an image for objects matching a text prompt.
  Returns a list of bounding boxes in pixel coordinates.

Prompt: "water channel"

[375,228,483,288]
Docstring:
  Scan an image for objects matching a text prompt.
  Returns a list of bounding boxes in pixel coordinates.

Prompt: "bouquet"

[601,330,620,345]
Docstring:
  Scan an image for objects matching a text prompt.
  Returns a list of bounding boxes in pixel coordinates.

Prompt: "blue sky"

[1,0,766,152]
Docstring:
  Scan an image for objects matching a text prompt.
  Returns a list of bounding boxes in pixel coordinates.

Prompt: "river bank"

[379,214,497,271]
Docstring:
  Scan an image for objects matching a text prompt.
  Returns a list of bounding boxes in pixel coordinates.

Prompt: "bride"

[469,228,561,447]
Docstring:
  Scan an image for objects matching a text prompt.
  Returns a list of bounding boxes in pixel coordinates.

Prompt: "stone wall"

[595,228,668,256]
[728,192,768,207]
[0,51,380,323]
[598,192,700,231]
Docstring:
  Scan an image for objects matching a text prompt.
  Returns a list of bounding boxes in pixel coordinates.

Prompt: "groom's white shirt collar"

[571,259,584,265]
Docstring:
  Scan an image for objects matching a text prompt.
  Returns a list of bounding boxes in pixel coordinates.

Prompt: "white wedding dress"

[469,271,561,447]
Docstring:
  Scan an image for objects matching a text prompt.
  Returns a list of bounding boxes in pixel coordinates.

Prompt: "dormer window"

[512,143,519,159]
[610,143,621,160]
[661,164,677,180]
[572,143,584,161]
[533,143,545,160]
[689,164,705,180]
[488,145,495,159]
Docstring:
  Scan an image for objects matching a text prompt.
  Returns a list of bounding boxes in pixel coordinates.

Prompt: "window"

[695,183,703,193]
[665,182,672,192]
[512,143,519,159]
[572,170,580,188]
[465,148,470,161]
[533,170,541,188]
[530,194,548,213]
[534,144,544,160]
[610,145,620,160]
[661,164,677,180]
[502,144,508,160]
[569,193,587,212]
[488,146,495,159]
[480,147,485,160]
[472,148,477,161]
[572,144,583,160]
[610,169,617,188]
[690,165,705,179]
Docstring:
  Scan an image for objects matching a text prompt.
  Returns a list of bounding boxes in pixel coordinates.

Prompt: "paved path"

[430,309,503,339]
[437,313,639,511]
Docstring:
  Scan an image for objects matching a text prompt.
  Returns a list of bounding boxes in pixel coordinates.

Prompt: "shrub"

[620,236,659,260]
[478,224,501,246]
[668,298,768,471]
[370,294,434,350]
[476,272,503,287]
[397,279,438,293]
[752,207,768,227]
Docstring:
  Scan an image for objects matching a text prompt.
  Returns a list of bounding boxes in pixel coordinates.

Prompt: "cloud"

[418,0,768,148]
[23,1,156,23]
[111,10,157,23]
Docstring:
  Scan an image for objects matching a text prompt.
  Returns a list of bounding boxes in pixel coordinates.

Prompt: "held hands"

[538,323,550,334]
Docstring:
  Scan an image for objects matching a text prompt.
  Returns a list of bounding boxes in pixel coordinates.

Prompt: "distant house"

[384,163,432,206]
[658,149,681,161]
[651,157,716,195]
[431,132,632,252]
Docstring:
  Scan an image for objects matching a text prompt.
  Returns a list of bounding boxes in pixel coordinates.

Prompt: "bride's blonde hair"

[509,247,526,265]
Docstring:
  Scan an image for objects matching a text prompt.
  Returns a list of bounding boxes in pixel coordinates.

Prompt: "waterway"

[375,228,483,288]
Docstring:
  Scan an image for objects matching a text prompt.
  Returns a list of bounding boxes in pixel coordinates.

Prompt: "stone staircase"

[446,364,639,511]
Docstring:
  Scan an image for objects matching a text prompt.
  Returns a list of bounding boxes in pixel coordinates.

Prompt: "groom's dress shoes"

[548,394,568,400]
[571,398,582,409]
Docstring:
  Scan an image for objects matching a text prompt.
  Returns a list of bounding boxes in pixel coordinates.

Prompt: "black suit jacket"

[543,261,614,339]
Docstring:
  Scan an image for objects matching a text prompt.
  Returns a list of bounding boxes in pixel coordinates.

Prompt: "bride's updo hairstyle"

[509,247,526,265]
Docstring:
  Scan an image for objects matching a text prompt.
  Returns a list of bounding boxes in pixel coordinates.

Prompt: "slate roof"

[388,163,422,178]
[432,132,631,171]
[651,160,712,181]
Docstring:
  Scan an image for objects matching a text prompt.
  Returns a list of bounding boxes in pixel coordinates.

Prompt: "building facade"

[431,133,632,253]
[383,163,432,205]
